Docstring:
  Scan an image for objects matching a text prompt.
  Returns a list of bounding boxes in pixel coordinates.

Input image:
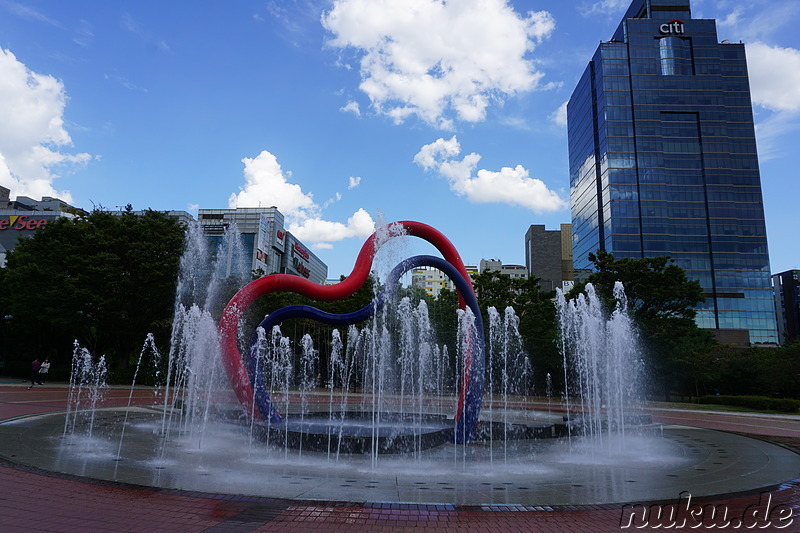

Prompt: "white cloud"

[716,7,743,29]
[229,150,375,247]
[322,0,555,128]
[289,208,375,248]
[413,136,461,169]
[715,1,799,43]
[0,48,91,202]
[579,0,629,18]
[754,110,800,161]
[321,191,342,210]
[414,136,567,213]
[746,42,800,113]
[348,176,361,189]
[712,3,800,155]
[550,100,568,128]
[340,100,361,116]
[229,150,315,213]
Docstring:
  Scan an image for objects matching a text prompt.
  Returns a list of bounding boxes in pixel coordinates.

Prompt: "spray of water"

[63,340,108,440]
[555,282,643,451]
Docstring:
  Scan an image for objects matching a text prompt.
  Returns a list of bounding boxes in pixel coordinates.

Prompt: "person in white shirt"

[38,358,50,385]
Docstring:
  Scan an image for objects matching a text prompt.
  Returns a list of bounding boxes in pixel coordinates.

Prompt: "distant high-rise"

[773,270,800,345]
[197,207,328,284]
[567,0,778,344]
[524,224,574,292]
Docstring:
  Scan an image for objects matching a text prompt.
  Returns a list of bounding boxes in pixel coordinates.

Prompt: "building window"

[658,36,693,75]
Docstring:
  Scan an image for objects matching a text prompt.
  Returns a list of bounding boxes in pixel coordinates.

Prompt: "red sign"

[293,242,310,261]
[292,257,311,278]
[296,262,311,278]
[0,215,48,231]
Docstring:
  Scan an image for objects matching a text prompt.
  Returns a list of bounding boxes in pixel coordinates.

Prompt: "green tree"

[764,341,800,398]
[427,287,459,355]
[0,209,185,380]
[570,250,713,400]
[699,342,800,399]
[471,271,559,394]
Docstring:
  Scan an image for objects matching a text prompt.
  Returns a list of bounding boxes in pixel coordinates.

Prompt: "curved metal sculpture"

[218,221,485,443]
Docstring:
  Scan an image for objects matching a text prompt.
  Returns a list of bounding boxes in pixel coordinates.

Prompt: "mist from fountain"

[486,306,531,463]
[157,221,250,452]
[249,294,460,466]
[555,282,644,451]
[63,340,108,441]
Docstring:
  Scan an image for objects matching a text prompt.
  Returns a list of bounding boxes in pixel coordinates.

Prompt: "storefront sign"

[293,242,310,261]
[292,257,311,278]
[0,216,48,231]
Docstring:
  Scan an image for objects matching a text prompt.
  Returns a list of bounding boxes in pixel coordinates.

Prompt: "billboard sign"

[255,214,271,272]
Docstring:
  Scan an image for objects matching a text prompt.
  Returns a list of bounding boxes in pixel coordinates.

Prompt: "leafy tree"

[471,271,559,394]
[427,287,459,354]
[697,342,800,399]
[573,251,704,321]
[0,209,185,380]
[764,341,800,398]
[569,250,713,400]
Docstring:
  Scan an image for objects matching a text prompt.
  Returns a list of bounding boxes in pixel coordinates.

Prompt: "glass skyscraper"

[567,0,778,344]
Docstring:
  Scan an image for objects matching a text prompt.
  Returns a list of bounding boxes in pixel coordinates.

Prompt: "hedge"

[698,395,800,413]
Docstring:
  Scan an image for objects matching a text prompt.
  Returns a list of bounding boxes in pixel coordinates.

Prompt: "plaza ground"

[0,379,798,532]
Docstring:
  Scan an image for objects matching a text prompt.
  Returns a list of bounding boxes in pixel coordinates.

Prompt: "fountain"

[1,220,798,506]
[556,283,646,446]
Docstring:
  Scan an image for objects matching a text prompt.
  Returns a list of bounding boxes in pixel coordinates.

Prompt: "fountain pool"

[2,404,798,506]
[0,220,798,506]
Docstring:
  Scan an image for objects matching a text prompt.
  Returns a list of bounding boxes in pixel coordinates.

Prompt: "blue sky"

[0,0,798,279]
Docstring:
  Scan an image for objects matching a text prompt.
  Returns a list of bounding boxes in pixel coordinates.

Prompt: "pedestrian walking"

[38,358,50,385]
[28,358,41,389]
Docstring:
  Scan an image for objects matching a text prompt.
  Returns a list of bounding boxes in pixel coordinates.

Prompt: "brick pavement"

[1,383,799,532]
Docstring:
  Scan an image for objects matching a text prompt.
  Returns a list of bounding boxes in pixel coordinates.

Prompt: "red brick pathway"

[1,384,798,532]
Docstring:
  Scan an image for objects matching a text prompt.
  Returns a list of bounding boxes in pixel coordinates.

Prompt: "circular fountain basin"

[255,412,455,454]
[1,407,799,506]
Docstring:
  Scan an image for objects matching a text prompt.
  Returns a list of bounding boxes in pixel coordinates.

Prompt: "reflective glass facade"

[567,0,778,344]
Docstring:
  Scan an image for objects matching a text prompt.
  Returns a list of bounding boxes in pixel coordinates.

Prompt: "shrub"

[698,395,800,413]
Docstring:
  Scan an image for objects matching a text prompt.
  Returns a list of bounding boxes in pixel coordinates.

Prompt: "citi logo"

[659,19,685,35]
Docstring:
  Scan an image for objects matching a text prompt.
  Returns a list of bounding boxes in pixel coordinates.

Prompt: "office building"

[773,270,800,345]
[479,259,528,279]
[197,207,327,285]
[566,0,778,344]
[110,208,195,227]
[412,267,455,298]
[525,224,574,292]
[0,186,84,267]
[411,265,478,298]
